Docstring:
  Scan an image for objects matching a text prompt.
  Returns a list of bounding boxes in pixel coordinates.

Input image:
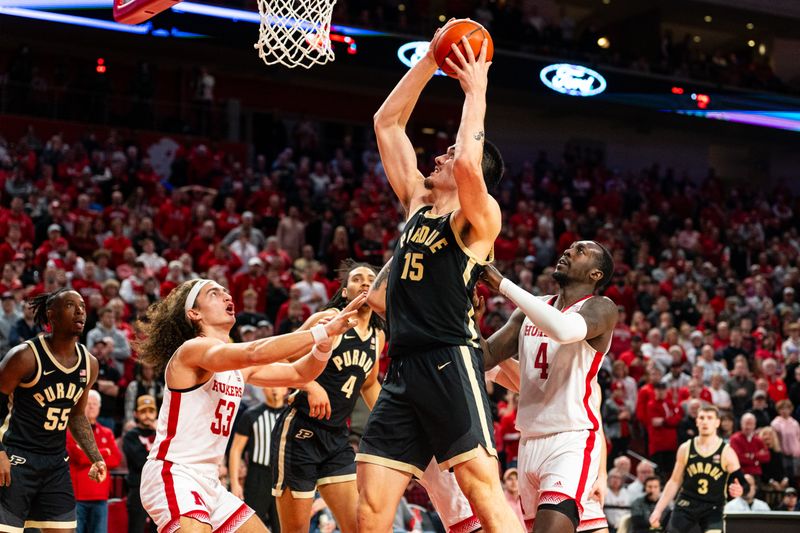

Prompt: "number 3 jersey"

[387,205,490,357]
[0,335,91,455]
[517,295,610,438]
[148,367,244,467]
[292,326,378,429]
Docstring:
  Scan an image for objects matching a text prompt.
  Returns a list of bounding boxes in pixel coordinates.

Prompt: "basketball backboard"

[113,0,182,24]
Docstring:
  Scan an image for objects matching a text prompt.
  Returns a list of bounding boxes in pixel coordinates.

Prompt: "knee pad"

[538,498,579,529]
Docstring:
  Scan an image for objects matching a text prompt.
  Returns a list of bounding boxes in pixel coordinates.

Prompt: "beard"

[552,269,569,287]
[423,177,434,190]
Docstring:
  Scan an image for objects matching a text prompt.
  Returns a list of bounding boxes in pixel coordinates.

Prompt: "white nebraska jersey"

[149,367,245,467]
[517,295,609,438]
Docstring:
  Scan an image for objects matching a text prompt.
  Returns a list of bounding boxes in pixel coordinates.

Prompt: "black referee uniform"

[235,402,284,533]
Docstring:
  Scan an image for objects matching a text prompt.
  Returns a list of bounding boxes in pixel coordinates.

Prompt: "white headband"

[185,279,213,312]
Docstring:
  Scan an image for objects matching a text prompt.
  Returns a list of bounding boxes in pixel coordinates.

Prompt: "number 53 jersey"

[148,367,244,467]
[517,296,609,438]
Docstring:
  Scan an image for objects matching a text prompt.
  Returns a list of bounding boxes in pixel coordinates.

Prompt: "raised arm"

[448,38,501,240]
[366,258,392,319]
[650,441,688,528]
[282,309,339,362]
[182,294,365,373]
[373,32,441,212]
[482,265,618,345]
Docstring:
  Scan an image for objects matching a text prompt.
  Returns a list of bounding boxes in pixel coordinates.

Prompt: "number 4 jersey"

[517,295,609,438]
[148,367,244,467]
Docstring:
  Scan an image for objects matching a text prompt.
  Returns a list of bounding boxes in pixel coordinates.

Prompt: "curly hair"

[28,288,71,327]
[321,259,386,332]
[135,280,202,373]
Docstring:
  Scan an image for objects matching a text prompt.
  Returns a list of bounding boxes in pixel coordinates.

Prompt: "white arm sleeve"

[499,278,588,344]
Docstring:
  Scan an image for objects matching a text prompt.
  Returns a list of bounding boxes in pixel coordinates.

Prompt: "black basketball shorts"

[270,409,356,499]
[0,446,77,531]
[667,496,723,533]
[357,345,497,477]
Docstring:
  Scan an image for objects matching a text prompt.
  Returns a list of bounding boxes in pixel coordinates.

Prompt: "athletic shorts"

[270,408,356,499]
[0,447,77,531]
[517,429,602,521]
[577,498,609,532]
[417,459,480,533]
[140,459,254,533]
[357,346,497,477]
[667,496,722,533]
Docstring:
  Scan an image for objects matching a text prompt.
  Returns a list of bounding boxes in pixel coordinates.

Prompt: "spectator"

[123,362,164,427]
[223,211,266,250]
[781,322,800,361]
[776,288,800,319]
[749,390,776,428]
[642,328,672,372]
[663,359,691,390]
[605,467,632,530]
[757,426,789,492]
[233,288,269,341]
[677,398,700,444]
[619,334,646,382]
[9,297,42,345]
[719,412,736,439]
[611,360,638,411]
[230,257,268,312]
[276,206,305,260]
[119,261,147,304]
[627,461,656,501]
[770,400,800,481]
[645,382,682,475]
[604,381,633,462]
[726,359,756,418]
[776,487,799,511]
[66,390,121,533]
[723,473,770,512]
[762,358,788,402]
[497,393,520,467]
[0,292,22,352]
[87,306,131,373]
[730,413,771,477]
[89,337,123,433]
[122,395,158,533]
[630,476,668,533]
[502,467,525,529]
[291,265,328,313]
[709,373,732,410]
[697,344,728,384]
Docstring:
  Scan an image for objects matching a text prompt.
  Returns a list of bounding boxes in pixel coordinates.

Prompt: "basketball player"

[135,279,364,533]
[366,258,482,533]
[0,289,107,533]
[357,23,519,533]
[269,262,384,533]
[478,241,618,533]
[649,405,746,533]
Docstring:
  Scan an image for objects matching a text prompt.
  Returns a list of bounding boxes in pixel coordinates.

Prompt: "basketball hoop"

[254,0,337,69]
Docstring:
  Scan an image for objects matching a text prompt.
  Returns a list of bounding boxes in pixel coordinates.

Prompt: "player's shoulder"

[1,341,37,368]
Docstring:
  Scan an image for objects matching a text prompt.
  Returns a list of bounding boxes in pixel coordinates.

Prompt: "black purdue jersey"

[292,325,378,428]
[387,205,489,356]
[0,335,90,455]
[679,437,729,504]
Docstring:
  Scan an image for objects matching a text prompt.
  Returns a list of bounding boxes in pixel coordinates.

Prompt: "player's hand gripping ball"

[431,19,494,78]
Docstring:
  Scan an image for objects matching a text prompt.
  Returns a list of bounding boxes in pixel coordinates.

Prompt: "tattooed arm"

[68,355,107,482]
[366,258,392,319]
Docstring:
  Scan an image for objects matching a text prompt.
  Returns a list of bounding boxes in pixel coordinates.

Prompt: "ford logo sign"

[539,63,607,97]
[397,41,446,76]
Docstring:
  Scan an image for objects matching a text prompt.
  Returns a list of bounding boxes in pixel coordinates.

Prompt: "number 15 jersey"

[517,295,609,438]
[148,366,244,467]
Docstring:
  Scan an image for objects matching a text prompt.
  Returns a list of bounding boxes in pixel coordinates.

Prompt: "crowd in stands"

[1,120,800,532]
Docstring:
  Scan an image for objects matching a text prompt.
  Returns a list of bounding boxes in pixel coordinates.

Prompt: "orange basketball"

[432,19,494,78]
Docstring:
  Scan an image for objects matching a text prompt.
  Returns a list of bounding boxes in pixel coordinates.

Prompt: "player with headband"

[136,279,365,533]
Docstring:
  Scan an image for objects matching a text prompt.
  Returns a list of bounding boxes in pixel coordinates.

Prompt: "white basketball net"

[254,0,337,69]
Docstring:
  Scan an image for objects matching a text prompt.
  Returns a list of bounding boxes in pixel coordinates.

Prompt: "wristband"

[310,324,329,344]
[312,346,332,362]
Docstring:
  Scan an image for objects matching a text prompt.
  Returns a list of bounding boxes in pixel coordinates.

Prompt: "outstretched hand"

[444,37,491,95]
[321,293,367,346]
